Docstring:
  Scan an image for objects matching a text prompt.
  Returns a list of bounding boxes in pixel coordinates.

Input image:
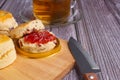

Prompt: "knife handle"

[83,73,99,80]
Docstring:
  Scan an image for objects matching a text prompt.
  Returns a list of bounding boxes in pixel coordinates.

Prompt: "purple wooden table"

[0,0,120,80]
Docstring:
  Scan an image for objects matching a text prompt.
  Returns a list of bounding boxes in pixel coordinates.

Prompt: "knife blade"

[68,37,101,80]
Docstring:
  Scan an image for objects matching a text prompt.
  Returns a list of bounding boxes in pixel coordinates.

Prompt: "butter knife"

[68,37,101,80]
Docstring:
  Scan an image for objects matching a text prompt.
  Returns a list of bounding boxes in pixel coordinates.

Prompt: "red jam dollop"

[24,30,56,44]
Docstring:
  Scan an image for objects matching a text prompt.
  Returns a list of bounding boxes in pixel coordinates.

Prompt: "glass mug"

[20,0,81,25]
[33,0,72,24]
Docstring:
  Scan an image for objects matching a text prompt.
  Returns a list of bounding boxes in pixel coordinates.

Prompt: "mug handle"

[71,0,76,8]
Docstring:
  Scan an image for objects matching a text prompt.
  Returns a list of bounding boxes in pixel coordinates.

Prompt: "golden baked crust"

[0,10,18,36]
[10,19,45,38]
[0,10,12,21]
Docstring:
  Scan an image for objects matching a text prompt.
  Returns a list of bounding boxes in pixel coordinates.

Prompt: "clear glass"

[19,0,82,26]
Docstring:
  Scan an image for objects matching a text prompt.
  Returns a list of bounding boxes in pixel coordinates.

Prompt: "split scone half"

[10,19,61,58]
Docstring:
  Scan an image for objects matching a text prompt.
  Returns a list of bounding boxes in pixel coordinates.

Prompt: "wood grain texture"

[0,0,6,8]
[0,0,32,23]
[0,39,75,80]
[77,0,120,80]
[105,0,120,24]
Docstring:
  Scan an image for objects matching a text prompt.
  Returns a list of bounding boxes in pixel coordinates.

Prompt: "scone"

[0,10,18,36]
[0,34,16,69]
[10,19,44,39]
[10,19,61,58]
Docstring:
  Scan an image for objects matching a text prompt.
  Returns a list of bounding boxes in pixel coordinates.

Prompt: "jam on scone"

[10,19,61,58]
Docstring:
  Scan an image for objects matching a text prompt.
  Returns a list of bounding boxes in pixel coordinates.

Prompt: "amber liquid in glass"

[33,0,71,24]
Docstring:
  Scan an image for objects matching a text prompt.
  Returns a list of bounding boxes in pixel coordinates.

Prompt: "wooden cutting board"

[0,39,75,80]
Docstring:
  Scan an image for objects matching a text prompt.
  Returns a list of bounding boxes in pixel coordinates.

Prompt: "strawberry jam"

[24,30,56,44]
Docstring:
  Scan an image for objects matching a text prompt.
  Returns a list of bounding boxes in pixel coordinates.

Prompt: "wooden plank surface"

[105,0,120,24]
[0,39,75,80]
[76,0,120,80]
[0,0,6,8]
[0,0,120,80]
